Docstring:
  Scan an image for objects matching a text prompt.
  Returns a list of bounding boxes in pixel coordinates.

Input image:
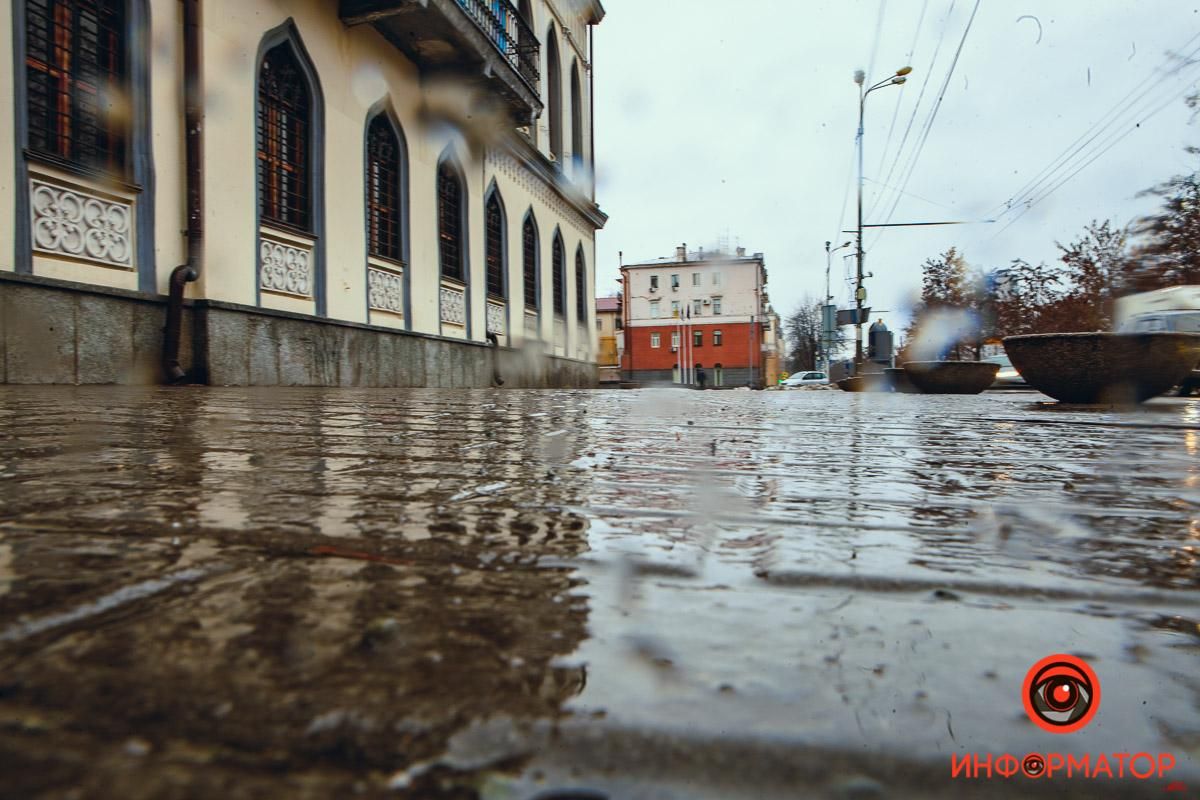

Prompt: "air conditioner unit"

[670,347,678,353]
[702,299,711,305]
[547,152,557,163]
[649,286,658,292]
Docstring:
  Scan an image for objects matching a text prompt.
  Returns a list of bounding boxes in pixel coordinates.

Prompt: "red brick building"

[618,245,780,387]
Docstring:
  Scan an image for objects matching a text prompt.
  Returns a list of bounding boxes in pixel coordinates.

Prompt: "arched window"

[551,233,565,316]
[522,213,538,311]
[546,27,562,164]
[485,190,505,299]
[365,114,402,262]
[571,60,583,171]
[437,160,464,282]
[26,0,128,176]
[258,43,312,231]
[574,246,587,321]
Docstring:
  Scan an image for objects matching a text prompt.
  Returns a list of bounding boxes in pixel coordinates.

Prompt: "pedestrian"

[696,364,707,389]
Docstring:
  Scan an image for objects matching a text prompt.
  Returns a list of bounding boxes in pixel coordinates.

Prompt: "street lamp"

[823,239,852,372]
[854,65,910,369]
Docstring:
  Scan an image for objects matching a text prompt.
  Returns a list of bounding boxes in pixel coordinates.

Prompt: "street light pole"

[823,239,851,373]
[853,66,910,370]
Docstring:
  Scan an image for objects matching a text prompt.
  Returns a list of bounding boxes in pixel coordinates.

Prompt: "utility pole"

[853,65,910,370]
[824,240,851,373]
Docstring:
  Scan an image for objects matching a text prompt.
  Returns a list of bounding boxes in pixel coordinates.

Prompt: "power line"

[863,177,961,212]
[873,0,931,180]
[827,132,859,258]
[871,0,982,249]
[989,74,1200,240]
[866,0,956,222]
[991,33,1200,219]
[866,0,889,86]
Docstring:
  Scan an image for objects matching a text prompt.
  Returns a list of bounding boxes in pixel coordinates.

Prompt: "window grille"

[26,0,127,175]
[366,115,401,261]
[485,193,504,298]
[438,162,464,281]
[574,249,587,320]
[552,235,565,315]
[522,215,538,310]
[258,44,312,230]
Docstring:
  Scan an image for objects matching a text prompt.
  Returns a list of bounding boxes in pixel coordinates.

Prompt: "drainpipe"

[163,0,203,383]
[588,23,595,201]
[486,332,505,386]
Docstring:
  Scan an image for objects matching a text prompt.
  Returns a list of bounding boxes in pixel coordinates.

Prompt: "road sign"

[836,308,871,326]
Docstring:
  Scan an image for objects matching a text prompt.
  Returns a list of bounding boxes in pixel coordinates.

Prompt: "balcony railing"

[455,0,540,92]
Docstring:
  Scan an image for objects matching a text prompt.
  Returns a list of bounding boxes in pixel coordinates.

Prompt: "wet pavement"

[0,386,1198,799]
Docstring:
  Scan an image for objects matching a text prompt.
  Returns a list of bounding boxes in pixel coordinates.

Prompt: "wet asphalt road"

[0,386,1198,799]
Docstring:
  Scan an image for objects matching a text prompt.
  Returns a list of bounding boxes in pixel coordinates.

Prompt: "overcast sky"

[591,1,1200,333]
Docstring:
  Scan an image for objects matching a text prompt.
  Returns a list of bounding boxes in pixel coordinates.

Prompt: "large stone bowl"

[836,376,864,392]
[1002,332,1200,404]
[885,367,919,393]
[902,361,1000,395]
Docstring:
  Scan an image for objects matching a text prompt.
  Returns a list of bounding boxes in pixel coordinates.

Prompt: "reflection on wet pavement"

[0,387,1197,798]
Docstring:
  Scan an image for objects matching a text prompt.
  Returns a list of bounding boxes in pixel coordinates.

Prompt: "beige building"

[0,0,605,386]
[762,305,786,386]
[595,294,621,383]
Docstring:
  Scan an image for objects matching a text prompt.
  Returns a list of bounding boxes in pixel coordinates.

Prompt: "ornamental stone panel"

[30,179,132,268]
[368,267,404,314]
[259,237,313,297]
[440,285,466,325]
[486,301,506,335]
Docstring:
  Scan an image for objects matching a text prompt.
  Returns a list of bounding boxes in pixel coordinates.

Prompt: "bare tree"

[785,297,827,372]
[1130,170,1200,290]
[1054,219,1129,330]
[1126,89,1200,289]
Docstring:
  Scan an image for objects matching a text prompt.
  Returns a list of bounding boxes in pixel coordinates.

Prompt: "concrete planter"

[885,367,919,393]
[1002,332,1200,404]
[902,361,999,395]
[836,376,865,392]
[837,373,889,392]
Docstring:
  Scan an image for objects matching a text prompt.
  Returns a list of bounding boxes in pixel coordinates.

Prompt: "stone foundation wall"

[629,367,757,388]
[0,274,596,388]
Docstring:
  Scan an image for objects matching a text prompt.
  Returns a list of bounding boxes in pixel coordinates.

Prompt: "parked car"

[984,354,1026,387]
[1114,287,1200,396]
[783,371,829,387]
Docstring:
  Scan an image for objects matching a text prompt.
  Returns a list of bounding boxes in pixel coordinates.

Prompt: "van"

[1114,286,1200,395]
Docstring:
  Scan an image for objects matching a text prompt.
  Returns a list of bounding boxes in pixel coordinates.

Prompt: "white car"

[783,371,829,387]
[983,354,1026,387]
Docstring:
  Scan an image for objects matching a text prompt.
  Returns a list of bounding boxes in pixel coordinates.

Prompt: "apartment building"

[0,0,605,386]
[619,244,774,387]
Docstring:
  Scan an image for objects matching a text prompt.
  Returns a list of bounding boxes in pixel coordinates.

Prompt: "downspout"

[163,0,203,383]
[588,23,595,201]
[487,332,505,386]
[619,265,629,382]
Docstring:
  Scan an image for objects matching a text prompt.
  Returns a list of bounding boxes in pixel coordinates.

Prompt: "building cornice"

[498,134,608,230]
[622,257,764,270]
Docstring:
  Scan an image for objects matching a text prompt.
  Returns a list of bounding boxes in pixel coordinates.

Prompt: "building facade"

[0,0,605,386]
[619,245,773,388]
[595,294,621,384]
